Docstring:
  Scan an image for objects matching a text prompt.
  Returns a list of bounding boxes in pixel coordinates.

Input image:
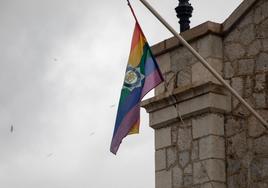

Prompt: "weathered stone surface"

[237,59,255,75]
[179,151,190,168]
[170,47,196,73]
[227,169,248,188]
[192,114,224,139]
[184,175,193,186]
[253,92,266,108]
[167,146,177,168]
[256,17,268,39]
[224,61,234,79]
[155,82,166,95]
[245,76,253,97]
[155,149,166,171]
[248,110,268,137]
[227,158,241,175]
[253,135,268,155]
[179,93,230,116]
[199,136,225,160]
[151,105,177,128]
[227,131,247,159]
[155,127,171,149]
[177,128,192,151]
[254,1,268,24]
[156,53,171,74]
[240,24,256,46]
[156,170,172,188]
[172,166,183,187]
[191,140,199,161]
[255,73,266,92]
[192,58,222,84]
[184,163,193,174]
[247,40,261,56]
[196,35,223,59]
[204,159,226,182]
[193,161,209,184]
[256,52,268,72]
[250,157,268,181]
[224,43,246,61]
[225,116,245,137]
[200,182,226,188]
[262,38,268,52]
[176,67,191,87]
[231,77,244,108]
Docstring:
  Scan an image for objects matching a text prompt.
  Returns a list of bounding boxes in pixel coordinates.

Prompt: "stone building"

[142,0,268,187]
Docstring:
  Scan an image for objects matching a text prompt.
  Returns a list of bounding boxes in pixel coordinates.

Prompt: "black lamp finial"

[175,0,193,32]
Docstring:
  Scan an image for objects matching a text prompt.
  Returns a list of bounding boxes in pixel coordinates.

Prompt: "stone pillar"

[143,83,229,188]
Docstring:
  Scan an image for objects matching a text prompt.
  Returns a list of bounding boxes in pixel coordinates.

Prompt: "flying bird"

[46,153,53,158]
[10,125,13,133]
[89,132,95,136]
[109,104,116,108]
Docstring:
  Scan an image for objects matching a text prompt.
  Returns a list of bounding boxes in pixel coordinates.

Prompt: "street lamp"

[175,0,193,32]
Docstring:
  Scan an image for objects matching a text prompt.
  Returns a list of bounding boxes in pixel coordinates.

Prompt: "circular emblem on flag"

[124,66,144,91]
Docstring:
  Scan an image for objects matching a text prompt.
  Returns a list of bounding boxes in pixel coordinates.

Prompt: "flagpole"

[139,0,268,129]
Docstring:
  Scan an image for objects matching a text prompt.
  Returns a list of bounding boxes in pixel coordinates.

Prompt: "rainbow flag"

[110,22,164,154]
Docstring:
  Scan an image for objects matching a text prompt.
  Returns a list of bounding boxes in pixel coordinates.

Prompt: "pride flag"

[110,22,164,154]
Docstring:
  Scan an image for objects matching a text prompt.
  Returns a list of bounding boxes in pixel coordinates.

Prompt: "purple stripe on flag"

[141,69,163,98]
[110,104,140,154]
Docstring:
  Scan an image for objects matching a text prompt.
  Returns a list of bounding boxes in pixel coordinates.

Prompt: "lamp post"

[175,0,193,32]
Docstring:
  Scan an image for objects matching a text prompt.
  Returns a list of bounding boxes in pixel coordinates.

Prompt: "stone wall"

[142,0,268,188]
[223,0,268,187]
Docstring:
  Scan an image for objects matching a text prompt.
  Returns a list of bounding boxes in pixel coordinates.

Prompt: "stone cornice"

[151,0,258,56]
[141,82,228,113]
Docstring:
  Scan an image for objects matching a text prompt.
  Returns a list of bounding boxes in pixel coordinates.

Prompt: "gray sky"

[0,0,242,187]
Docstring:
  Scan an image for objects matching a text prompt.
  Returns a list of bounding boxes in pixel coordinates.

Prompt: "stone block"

[250,157,268,181]
[192,58,222,84]
[176,66,191,87]
[170,47,196,73]
[253,135,268,155]
[177,127,192,151]
[224,43,246,61]
[256,52,268,73]
[254,1,268,24]
[196,34,223,59]
[156,53,171,74]
[193,161,209,184]
[239,24,255,46]
[227,131,247,159]
[150,105,177,128]
[223,61,234,79]
[204,159,226,182]
[178,151,190,168]
[191,140,199,161]
[155,82,166,95]
[184,163,193,174]
[253,92,266,108]
[192,114,224,139]
[247,40,261,57]
[167,146,177,168]
[255,73,266,92]
[156,170,172,188]
[155,149,166,171]
[200,182,226,188]
[172,165,183,187]
[183,175,193,186]
[155,127,171,149]
[237,59,255,75]
[179,93,230,117]
[225,116,244,137]
[199,136,225,160]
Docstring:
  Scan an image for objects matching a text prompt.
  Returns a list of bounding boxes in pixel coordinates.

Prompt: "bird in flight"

[10,125,14,133]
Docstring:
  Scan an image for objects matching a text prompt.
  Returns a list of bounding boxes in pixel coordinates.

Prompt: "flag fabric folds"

[110,22,164,154]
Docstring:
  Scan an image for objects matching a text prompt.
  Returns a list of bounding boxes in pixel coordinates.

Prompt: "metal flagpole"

[139,0,268,129]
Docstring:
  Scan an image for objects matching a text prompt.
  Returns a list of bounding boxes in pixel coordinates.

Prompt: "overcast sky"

[0,0,242,187]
